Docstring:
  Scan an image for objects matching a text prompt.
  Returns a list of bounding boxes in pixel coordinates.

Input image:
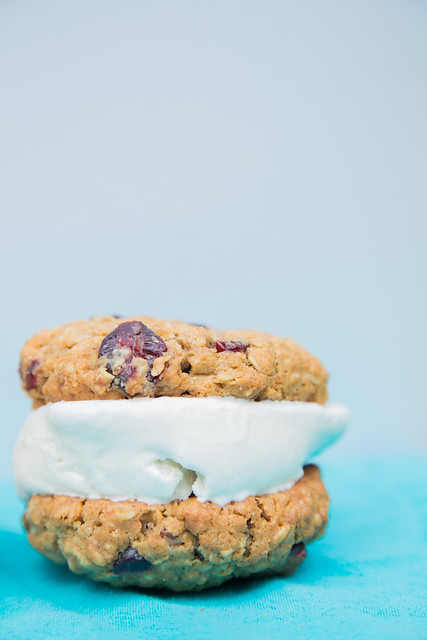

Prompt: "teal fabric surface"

[0,458,426,640]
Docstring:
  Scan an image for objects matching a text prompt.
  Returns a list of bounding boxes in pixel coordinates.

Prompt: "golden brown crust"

[23,465,328,592]
[19,316,328,405]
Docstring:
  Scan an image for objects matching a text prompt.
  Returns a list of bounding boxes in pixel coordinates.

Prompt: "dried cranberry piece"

[21,359,40,391]
[160,531,184,546]
[113,547,151,574]
[99,321,167,391]
[215,340,249,353]
[290,542,307,560]
[193,549,204,561]
[99,321,166,362]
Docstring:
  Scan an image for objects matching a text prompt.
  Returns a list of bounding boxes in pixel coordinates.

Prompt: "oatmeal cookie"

[19,316,328,405]
[23,465,328,592]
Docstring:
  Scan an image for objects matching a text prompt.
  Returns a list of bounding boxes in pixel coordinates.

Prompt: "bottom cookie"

[23,464,328,592]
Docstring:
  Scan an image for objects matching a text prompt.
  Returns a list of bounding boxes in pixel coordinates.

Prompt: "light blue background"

[1,0,426,479]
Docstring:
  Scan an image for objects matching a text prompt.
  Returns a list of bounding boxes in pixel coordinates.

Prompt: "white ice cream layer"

[14,397,349,506]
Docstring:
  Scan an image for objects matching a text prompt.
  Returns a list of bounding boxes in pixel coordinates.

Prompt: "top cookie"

[19,316,328,405]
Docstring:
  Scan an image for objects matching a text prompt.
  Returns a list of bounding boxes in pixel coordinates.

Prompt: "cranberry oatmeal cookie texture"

[14,316,348,591]
[19,316,328,404]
